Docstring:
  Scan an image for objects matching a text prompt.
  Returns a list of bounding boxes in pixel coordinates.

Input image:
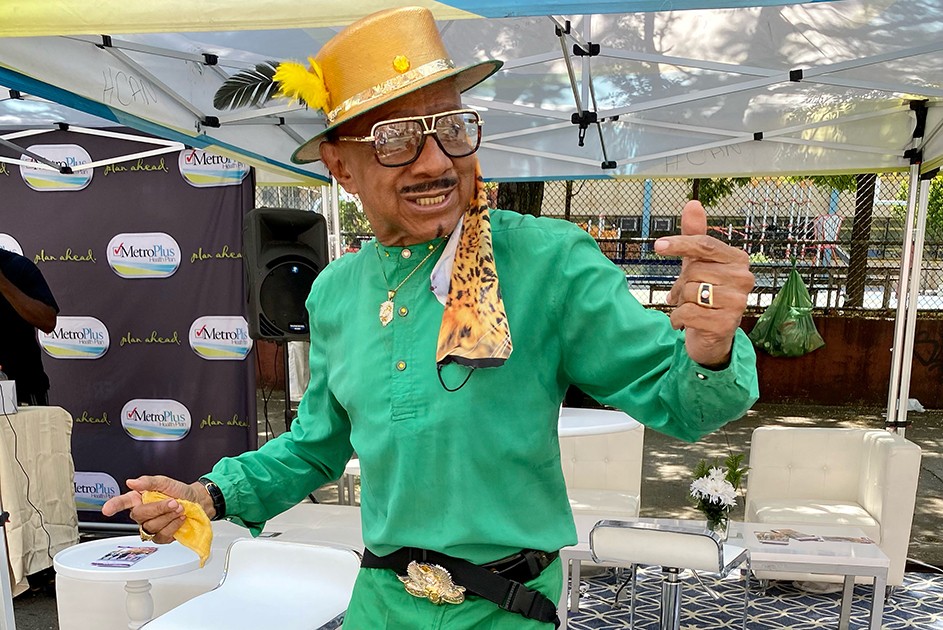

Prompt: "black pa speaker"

[243,207,329,341]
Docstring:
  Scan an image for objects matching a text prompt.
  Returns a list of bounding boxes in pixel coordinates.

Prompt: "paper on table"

[755,530,790,545]
[91,546,158,568]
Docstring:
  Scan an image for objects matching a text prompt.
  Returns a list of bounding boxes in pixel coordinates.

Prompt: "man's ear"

[319,142,358,195]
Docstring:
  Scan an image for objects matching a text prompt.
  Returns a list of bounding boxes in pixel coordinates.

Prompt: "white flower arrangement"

[690,467,738,508]
[689,454,748,535]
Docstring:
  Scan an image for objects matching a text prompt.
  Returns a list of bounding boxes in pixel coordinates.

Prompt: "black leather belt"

[480,549,559,583]
[362,547,560,627]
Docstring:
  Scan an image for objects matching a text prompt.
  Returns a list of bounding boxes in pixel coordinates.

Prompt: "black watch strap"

[197,477,226,521]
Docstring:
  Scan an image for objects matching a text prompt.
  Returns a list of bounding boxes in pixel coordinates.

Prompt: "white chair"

[141,538,361,630]
[323,457,360,505]
[559,412,645,518]
[340,458,361,506]
[590,520,750,630]
[745,427,922,587]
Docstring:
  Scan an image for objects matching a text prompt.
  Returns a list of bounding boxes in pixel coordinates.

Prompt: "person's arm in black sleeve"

[0,265,58,333]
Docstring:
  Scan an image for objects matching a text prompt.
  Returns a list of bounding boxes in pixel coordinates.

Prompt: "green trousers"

[342,558,563,629]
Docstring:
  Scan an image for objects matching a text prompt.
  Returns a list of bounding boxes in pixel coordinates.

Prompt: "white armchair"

[745,427,922,587]
[559,409,645,518]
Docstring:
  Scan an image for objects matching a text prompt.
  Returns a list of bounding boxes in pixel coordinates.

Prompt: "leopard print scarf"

[434,163,512,368]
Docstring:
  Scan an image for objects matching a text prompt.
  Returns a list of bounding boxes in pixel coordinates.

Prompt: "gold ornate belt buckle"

[398,561,466,605]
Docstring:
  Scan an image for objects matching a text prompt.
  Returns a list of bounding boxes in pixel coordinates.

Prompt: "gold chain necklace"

[375,238,446,327]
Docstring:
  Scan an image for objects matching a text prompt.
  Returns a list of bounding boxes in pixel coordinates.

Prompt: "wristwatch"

[197,477,226,521]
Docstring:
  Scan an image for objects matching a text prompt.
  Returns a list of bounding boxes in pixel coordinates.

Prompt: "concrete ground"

[11,398,943,628]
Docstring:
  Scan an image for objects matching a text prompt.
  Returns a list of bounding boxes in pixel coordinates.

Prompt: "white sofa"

[559,413,645,518]
[745,427,922,586]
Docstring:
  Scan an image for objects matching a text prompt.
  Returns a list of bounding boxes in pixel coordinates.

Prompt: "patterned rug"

[567,567,943,629]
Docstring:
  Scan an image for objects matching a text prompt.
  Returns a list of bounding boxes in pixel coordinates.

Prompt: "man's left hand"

[655,200,754,368]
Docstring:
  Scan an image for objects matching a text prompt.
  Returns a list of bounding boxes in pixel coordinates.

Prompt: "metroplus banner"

[0,128,257,525]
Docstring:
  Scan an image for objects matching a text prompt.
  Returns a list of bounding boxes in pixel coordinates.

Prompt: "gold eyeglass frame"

[337,108,483,167]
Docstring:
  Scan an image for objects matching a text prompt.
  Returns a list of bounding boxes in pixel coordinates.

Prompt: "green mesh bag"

[748,267,825,357]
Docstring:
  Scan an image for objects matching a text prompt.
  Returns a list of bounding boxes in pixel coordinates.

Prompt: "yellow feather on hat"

[274,57,330,113]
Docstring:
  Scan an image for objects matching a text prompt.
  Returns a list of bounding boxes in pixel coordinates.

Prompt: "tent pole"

[330,177,342,260]
[885,161,922,432]
[893,176,932,438]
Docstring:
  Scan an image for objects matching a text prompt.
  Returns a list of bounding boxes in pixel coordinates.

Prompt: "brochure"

[91,545,159,568]
[773,528,824,542]
[755,530,790,545]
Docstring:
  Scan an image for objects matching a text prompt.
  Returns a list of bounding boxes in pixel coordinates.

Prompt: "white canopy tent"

[1,1,941,182]
[0,0,940,430]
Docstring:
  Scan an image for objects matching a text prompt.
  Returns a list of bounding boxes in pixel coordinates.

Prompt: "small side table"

[54,535,200,630]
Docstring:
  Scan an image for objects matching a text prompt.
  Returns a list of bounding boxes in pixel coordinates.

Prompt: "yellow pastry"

[141,490,212,567]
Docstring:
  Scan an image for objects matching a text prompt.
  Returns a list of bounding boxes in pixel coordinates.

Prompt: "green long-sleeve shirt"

[207,210,759,563]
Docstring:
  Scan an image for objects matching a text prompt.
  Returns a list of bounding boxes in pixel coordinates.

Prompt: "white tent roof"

[0,0,941,183]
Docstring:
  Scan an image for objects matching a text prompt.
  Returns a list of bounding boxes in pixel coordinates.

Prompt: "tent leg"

[886,158,933,438]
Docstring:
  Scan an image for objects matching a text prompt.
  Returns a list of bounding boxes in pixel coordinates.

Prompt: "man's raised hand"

[654,200,754,367]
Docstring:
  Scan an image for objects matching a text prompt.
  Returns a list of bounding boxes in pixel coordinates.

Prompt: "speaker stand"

[280,341,293,433]
[280,340,320,505]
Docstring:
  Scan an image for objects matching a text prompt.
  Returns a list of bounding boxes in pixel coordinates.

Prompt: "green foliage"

[339,198,371,237]
[895,174,943,233]
[723,453,748,491]
[693,175,854,208]
[795,174,857,193]
[694,178,751,207]
[692,453,749,491]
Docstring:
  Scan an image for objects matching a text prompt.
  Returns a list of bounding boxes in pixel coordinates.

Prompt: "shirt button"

[398,306,409,317]
[696,373,707,380]
[396,360,407,371]
[401,249,412,259]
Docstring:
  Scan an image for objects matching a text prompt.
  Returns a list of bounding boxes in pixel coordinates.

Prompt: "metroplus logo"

[121,398,191,441]
[106,232,181,278]
[0,233,23,255]
[39,316,110,359]
[73,471,121,511]
[178,148,249,188]
[189,316,252,360]
[19,144,93,191]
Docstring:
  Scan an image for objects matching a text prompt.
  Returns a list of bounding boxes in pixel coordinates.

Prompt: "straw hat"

[290,7,502,164]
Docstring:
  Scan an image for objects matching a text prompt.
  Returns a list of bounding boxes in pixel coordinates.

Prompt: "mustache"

[400,177,458,195]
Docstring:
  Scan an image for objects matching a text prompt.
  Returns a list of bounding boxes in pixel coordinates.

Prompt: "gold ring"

[697,282,715,307]
[139,526,156,542]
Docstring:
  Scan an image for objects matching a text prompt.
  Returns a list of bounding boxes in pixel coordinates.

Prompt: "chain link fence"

[538,174,943,313]
[256,172,943,313]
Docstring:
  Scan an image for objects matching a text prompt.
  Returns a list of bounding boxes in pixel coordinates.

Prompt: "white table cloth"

[1,405,79,596]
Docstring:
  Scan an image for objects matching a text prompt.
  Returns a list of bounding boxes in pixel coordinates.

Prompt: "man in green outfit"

[104,7,758,628]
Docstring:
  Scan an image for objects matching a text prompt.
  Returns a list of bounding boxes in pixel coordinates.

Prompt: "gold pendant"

[398,561,466,605]
[379,300,394,327]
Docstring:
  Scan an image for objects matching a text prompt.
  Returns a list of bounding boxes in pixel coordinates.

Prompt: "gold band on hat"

[326,58,455,124]
[697,282,715,307]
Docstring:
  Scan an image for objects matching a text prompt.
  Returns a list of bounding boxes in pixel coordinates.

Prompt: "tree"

[691,178,751,207]
[895,173,943,232]
[845,174,877,307]
[692,175,856,208]
[496,181,544,216]
[338,197,370,237]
